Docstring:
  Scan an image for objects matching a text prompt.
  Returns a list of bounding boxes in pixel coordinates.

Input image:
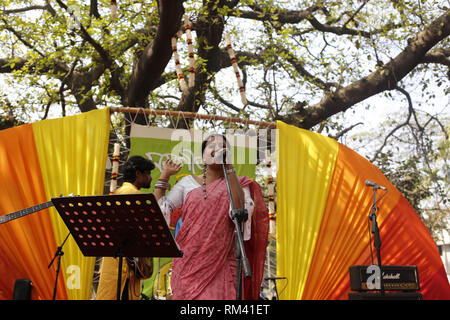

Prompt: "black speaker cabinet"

[348,292,423,300]
[13,278,32,300]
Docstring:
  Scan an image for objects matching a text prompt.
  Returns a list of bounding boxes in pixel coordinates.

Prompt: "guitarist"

[96,156,156,300]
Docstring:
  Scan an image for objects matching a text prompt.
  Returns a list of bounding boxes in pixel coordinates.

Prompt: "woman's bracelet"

[155,180,170,190]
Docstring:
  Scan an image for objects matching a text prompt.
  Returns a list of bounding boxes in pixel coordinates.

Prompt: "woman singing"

[155,134,269,300]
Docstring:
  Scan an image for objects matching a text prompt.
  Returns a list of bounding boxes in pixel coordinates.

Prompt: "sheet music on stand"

[52,193,183,258]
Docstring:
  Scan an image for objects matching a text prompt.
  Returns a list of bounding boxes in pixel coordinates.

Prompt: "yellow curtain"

[32,108,110,299]
[276,121,338,299]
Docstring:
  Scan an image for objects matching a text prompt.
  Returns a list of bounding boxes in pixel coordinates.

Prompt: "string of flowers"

[110,0,118,19]
[109,143,120,194]
[266,149,276,238]
[265,149,276,299]
[171,30,187,92]
[225,33,247,105]
[183,15,195,88]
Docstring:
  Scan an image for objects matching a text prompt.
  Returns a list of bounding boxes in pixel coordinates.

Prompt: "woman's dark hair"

[123,155,155,182]
[201,134,230,156]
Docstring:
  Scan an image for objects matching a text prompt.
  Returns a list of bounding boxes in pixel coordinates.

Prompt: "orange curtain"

[0,124,65,300]
[0,108,110,300]
[302,143,401,299]
[276,121,450,300]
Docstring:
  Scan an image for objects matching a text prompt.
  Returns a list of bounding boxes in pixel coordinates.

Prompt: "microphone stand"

[222,161,252,300]
[369,186,384,295]
[48,232,71,300]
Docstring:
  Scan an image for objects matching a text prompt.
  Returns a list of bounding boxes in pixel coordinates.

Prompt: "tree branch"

[89,0,100,19]
[55,0,128,102]
[55,0,112,65]
[280,10,450,129]
[126,0,184,108]
[421,48,450,66]
[331,122,363,140]
[370,108,412,162]
[1,2,55,15]
[281,46,338,91]
[0,57,29,73]
[229,5,320,24]
[208,84,242,113]
[1,19,45,57]
[307,15,374,38]
[343,0,369,27]
[307,15,402,39]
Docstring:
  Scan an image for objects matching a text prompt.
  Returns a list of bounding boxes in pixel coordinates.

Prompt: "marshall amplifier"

[349,265,420,292]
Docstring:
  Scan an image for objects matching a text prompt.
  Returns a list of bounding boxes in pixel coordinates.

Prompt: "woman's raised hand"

[160,158,183,179]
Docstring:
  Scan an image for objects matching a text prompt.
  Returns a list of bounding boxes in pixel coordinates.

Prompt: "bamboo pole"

[110,107,276,128]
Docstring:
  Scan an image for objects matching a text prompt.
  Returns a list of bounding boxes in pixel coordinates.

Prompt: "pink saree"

[171,176,269,300]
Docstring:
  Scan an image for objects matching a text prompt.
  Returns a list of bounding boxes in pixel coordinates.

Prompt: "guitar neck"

[0,201,54,225]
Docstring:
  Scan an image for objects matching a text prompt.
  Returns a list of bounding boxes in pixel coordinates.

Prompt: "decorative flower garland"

[225,34,247,105]
[184,15,195,88]
[171,30,187,92]
[171,16,196,91]
[110,0,118,19]
[265,150,276,238]
[109,143,120,194]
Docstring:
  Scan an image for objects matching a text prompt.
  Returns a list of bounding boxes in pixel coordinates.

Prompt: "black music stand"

[52,193,183,300]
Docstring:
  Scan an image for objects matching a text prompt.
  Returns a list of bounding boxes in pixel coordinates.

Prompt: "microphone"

[214,148,231,164]
[264,277,287,281]
[365,179,387,191]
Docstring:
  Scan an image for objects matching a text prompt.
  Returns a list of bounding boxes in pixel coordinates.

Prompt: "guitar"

[126,257,153,279]
[0,201,54,225]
